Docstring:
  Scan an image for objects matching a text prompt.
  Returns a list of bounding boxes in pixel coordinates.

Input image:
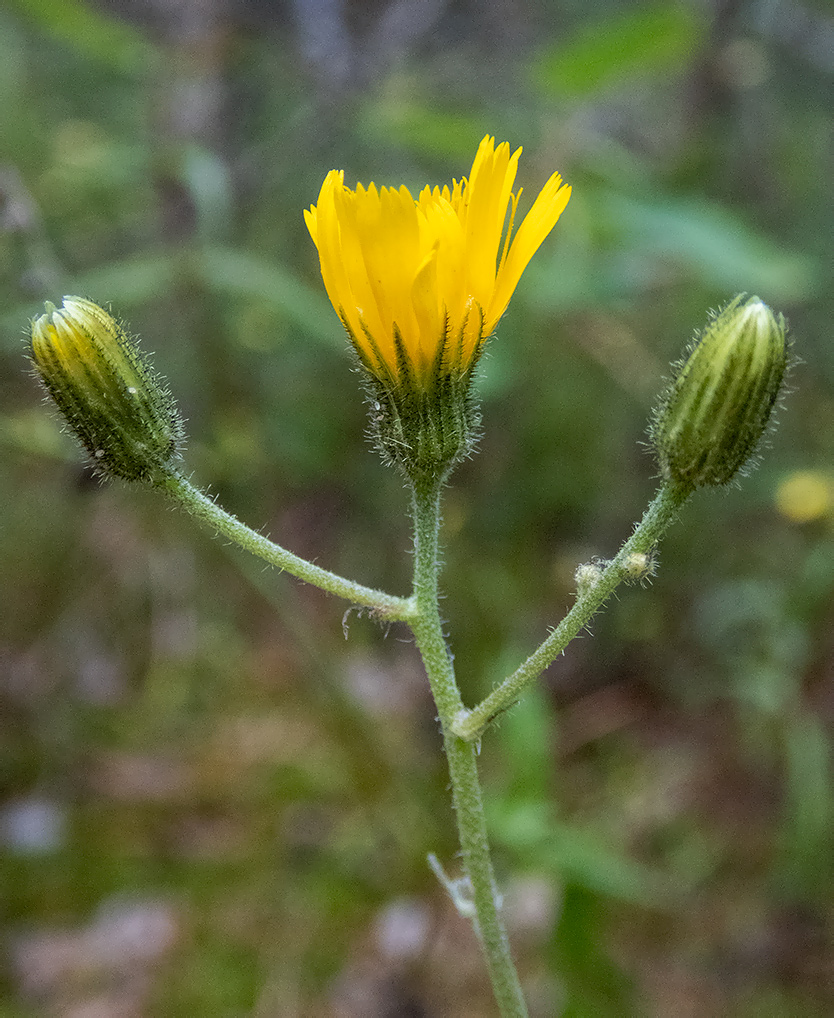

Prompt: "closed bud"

[652,296,788,489]
[30,297,183,483]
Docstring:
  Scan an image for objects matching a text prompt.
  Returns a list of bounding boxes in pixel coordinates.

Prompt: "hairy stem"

[453,482,692,742]
[409,476,529,1018]
[160,469,414,620]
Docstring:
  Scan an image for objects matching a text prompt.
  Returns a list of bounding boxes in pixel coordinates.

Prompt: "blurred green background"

[2,0,833,1014]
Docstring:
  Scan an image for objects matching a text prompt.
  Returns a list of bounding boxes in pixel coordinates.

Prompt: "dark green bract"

[352,320,483,485]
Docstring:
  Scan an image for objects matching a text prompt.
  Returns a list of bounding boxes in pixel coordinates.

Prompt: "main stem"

[409,476,528,1018]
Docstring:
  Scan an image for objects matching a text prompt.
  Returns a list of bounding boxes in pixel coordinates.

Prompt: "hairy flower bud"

[652,296,788,489]
[30,297,182,482]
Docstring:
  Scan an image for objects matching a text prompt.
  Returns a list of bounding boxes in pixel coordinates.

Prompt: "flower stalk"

[160,469,415,621]
[409,476,529,1018]
[453,481,693,743]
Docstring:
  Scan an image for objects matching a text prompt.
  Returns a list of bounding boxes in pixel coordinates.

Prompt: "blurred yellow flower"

[775,470,831,524]
[305,135,570,388]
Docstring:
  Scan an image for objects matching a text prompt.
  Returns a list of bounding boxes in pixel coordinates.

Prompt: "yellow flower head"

[305,135,571,389]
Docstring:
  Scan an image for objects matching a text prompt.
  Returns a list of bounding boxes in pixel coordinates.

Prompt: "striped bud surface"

[653,296,788,489]
[30,297,182,482]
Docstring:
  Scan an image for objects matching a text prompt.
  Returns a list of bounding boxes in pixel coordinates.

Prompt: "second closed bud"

[652,296,788,490]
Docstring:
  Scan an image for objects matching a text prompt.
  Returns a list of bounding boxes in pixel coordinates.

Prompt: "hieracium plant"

[28,136,789,1017]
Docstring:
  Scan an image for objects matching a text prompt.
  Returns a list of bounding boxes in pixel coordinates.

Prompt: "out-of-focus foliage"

[2,0,833,1015]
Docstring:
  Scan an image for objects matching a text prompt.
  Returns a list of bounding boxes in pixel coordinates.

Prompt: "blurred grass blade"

[780,709,832,895]
[552,885,634,1017]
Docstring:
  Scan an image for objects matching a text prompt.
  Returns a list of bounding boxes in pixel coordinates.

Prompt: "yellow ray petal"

[488,173,571,330]
[305,138,570,387]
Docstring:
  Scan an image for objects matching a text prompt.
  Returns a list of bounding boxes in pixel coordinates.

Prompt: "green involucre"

[347,316,483,484]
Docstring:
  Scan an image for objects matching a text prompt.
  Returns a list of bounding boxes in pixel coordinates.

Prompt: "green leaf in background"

[493,802,672,906]
[490,686,673,907]
[601,192,818,302]
[0,249,338,352]
[360,97,489,161]
[525,188,818,313]
[534,2,706,98]
[6,0,155,74]
[196,246,339,347]
[72,254,178,307]
[493,683,554,802]
[0,256,176,351]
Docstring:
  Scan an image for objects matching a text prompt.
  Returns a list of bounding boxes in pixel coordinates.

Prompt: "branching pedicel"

[29,138,789,1018]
